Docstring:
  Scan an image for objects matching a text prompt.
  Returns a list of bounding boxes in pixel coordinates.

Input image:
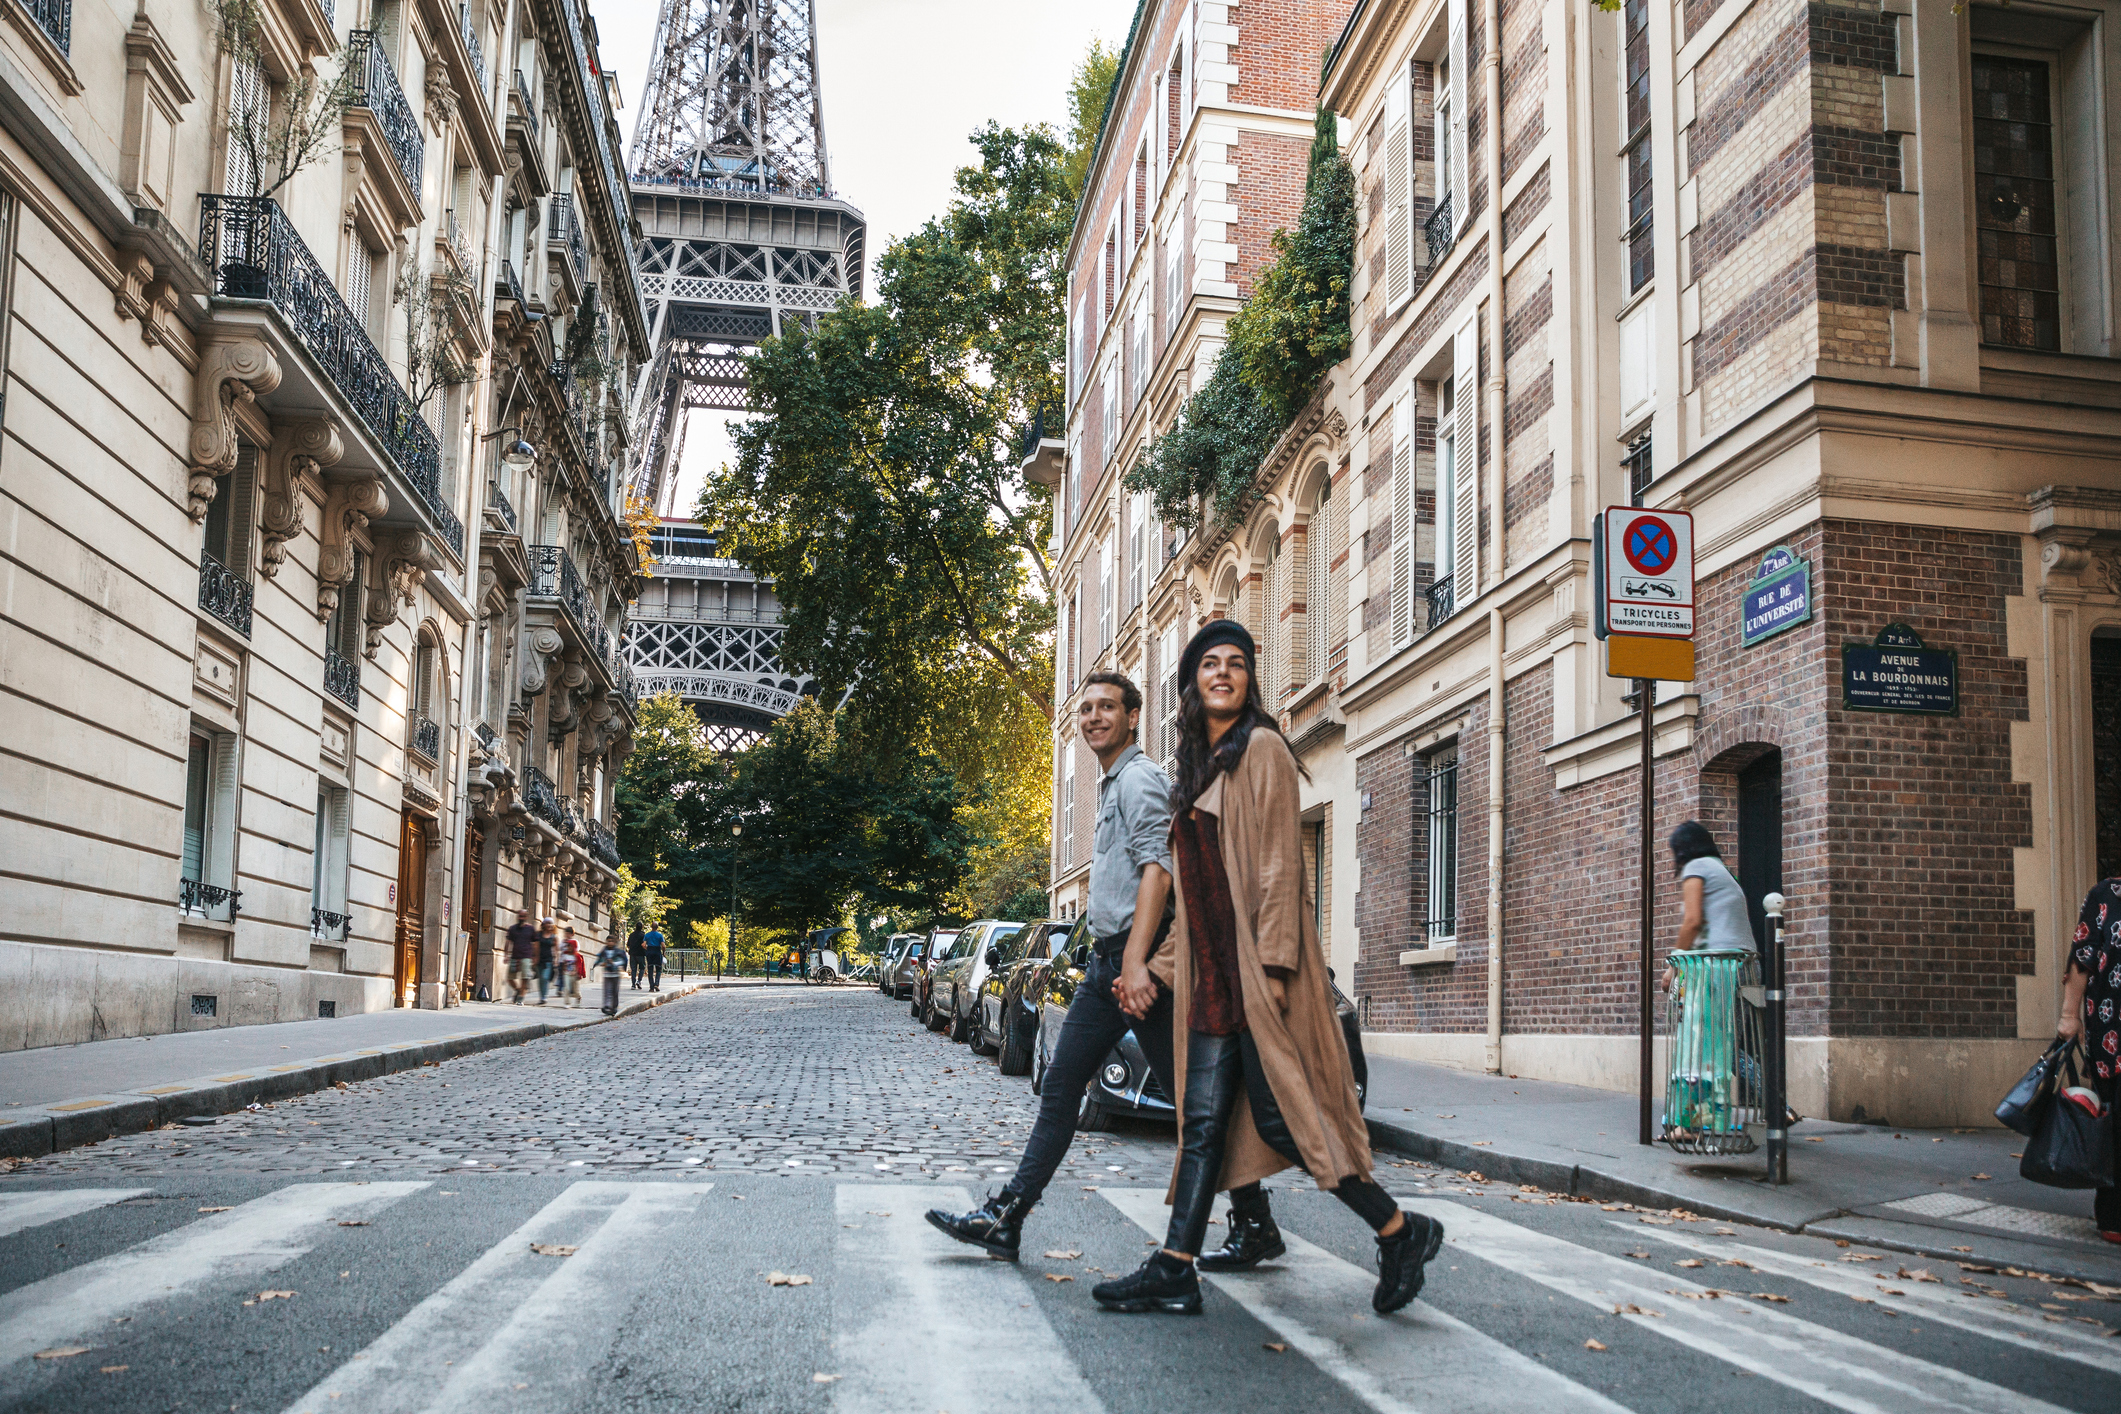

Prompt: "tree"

[613,693,729,938]
[1062,40,1122,198]
[210,0,360,202]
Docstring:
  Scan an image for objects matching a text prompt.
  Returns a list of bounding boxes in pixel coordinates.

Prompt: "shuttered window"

[1448,0,1470,238]
[225,52,265,197]
[1452,317,1481,599]
[1389,398,1414,647]
[1384,68,1411,310]
[1307,482,1330,686]
[1160,624,1181,763]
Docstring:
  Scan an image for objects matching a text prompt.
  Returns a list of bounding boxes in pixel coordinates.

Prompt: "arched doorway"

[1736,749,1783,949]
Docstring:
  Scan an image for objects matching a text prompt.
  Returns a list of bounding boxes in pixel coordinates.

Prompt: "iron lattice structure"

[625,0,865,517]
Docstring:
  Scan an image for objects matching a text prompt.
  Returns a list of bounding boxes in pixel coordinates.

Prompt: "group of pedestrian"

[928,620,1443,1318]
[502,911,588,1007]
[625,923,666,991]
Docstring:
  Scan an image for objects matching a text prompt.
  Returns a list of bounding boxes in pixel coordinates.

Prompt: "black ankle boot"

[1091,1251,1202,1314]
[1197,1212,1287,1272]
[924,1190,1034,1260]
[1373,1211,1445,1313]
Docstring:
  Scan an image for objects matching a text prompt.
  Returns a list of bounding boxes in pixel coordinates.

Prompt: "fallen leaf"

[1805,1137,1825,1143]
[1897,1267,1940,1284]
[1971,1173,1992,1181]
[1879,1288,1906,1297]
[530,1244,577,1257]
[1753,1293,1789,1303]
[99,1365,127,1374]
[1045,1274,1074,1283]
[867,1211,892,1217]
[1470,1141,1492,1147]
[198,1207,233,1214]
[1720,1259,1754,1270]
[766,1272,813,1287]
[1841,1254,1883,1263]
[337,1221,370,1228]
[813,1374,841,1384]
[33,1348,90,1360]
[1834,1239,1851,1248]
[1849,1295,1875,1304]
[1584,1338,1607,1351]
[1615,1303,1663,1318]
[1467,1172,1487,1183]
[1043,1250,1082,1260]
[1625,1251,1651,1259]
[258,1290,295,1302]
[1676,1259,1704,1269]
[1952,1246,1972,1253]
[1959,1263,1999,1274]
[1263,1342,1288,1353]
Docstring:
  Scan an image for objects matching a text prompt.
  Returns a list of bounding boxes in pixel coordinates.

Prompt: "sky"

[592,0,1142,518]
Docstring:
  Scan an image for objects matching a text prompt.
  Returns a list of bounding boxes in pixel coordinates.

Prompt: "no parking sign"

[1597,507,1694,639]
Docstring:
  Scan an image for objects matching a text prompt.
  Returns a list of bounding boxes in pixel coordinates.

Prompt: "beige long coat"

[1149,729,1373,1197]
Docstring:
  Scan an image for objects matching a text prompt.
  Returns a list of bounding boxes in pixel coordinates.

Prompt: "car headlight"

[1102,1062,1129,1089]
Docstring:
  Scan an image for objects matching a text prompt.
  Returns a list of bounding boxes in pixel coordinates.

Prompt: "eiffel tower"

[624,0,861,749]
[626,0,865,515]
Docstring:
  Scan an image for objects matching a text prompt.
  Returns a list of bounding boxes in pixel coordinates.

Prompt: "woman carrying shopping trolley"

[1658,822,1767,1152]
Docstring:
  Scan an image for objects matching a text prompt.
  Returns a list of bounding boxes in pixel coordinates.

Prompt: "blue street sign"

[1842,623,1958,715]
[1741,545,1811,647]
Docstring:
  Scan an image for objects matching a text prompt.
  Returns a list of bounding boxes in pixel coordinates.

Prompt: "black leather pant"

[1165,1029,1400,1257]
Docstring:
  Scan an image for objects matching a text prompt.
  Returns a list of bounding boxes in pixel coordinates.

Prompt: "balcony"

[512,69,541,145]
[199,553,253,637]
[587,818,620,869]
[311,906,351,940]
[548,193,587,293]
[529,544,590,627]
[524,764,565,830]
[325,648,360,709]
[200,195,463,558]
[18,0,68,54]
[1424,193,1455,266]
[179,878,240,921]
[1017,404,1063,488]
[457,3,486,92]
[411,715,442,763]
[495,257,525,309]
[1426,574,1456,631]
[347,31,423,197]
[486,480,518,533]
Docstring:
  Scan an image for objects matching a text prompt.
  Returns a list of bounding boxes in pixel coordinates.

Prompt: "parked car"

[1026,927,1371,1129]
[893,937,930,1005]
[911,926,959,1020]
[974,918,1074,1071]
[878,934,921,995]
[934,920,1024,1043]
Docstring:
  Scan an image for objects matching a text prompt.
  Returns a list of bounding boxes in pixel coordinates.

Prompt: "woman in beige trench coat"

[1091,621,1445,1318]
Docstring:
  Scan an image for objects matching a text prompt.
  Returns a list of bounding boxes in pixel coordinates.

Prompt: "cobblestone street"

[26,989,1178,1185]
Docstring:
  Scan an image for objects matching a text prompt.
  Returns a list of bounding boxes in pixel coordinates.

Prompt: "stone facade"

[1048,0,2121,1126]
[0,0,642,1048]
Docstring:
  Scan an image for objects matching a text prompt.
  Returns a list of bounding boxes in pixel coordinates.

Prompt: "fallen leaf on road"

[1841,1254,1883,1263]
[1437,1114,1456,1119]
[1834,1240,1851,1248]
[198,1207,232,1214]
[812,1374,841,1384]
[99,1365,127,1373]
[530,1245,577,1257]
[1676,1259,1704,1269]
[1878,1288,1906,1296]
[1952,1246,1972,1252]
[1896,1267,1940,1283]
[258,1291,295,1302]
[1043,1250,1081,1260]
[1849,1295,1875,1304]
[1959,1263,1999,1274]
[1971,1173,1992,1181]
[766,1272,813,1286]
[1263,1342,1287,1353]
[1625,1251,1651,1259]
[1467,1172,1487,1183]
[1752,1293,1789,1303]
[1720,1259,1753,1269]
[1614,1303,1662,1318]
[867,1211,892,1217]
[1583,1339,1607,1351]
[33,1348,90,1360]
[1637,1217,1673,1226]
[1805,1137,1825,1143]
[337,1221,370,1227]
[1469,1141,1492,1147]
[1045,1274,1074,1283]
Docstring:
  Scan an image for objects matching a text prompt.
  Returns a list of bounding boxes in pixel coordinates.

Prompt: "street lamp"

[728,823,741,982]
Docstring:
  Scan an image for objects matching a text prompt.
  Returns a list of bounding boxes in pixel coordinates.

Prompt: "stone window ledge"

[1543,691,1699,790]
[1399,940,1457,968]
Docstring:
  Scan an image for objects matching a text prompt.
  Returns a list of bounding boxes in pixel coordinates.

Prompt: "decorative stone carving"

[318,476,388,620]
[364,532,439,659]
[521,625,563,698]
[259,420,343,578]
[424,71,459,130]
[187,338,281,520]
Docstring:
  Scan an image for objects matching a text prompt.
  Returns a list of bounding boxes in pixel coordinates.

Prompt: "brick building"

[1048,0,2121,1127]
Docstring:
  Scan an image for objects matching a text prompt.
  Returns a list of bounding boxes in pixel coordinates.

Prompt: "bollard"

[1763,891,1788,1185]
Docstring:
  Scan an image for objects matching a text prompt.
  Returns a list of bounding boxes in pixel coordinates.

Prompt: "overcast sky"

[594,0,1140,516]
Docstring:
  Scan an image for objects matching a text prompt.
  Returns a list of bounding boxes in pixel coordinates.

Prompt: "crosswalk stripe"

[0,1188,150,1240]
[1099,1188,1630,1414]
[1627,1224,2121,1376]
[0,1181,427,1386]
[831,1185,1105,1414]
[1403,1197,2071,1414]
[278,1182,714,1414]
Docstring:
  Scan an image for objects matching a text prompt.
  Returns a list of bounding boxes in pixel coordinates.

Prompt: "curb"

[0,985,704,1163]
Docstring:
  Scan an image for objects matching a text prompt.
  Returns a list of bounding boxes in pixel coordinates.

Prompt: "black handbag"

[1996,1038,2069,1136]
[2020,1046,2114,1190]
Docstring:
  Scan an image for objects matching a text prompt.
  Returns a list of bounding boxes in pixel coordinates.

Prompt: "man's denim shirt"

[1087,742,1176,940]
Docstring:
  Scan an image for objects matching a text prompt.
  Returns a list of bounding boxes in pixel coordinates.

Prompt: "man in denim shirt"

[926,671,1279,1263]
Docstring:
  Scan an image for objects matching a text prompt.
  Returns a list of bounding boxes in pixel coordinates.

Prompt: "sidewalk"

[0,974,766,1160]
[1362,1052,2121,1286]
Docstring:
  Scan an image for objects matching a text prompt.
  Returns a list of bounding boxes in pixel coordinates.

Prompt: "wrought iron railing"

[199,553,253,636]
[487,480,517,531]
[20,0,69,53]
[179,878,241,918]
[587,819,620,868]
[496,257,524,307]
[513,69,541,145]
[473,720,501,755]
[1426,574,1457,630]
[325,648,360,709]
[411,715,442,762]
[199,196,463,557]
[346,31,423,196]
[1424,193,1455,266]
[556,793,581,838]
[457,2,486,91]
[528,544,591,630]
[1018,404,1060,462]
[548,193,587,284]
[524,764,565,829]
[311,906,351,940]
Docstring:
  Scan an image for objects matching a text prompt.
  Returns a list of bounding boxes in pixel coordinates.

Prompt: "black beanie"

[1178,619,1258,694]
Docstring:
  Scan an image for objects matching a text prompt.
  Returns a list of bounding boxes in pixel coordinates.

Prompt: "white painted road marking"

[832,1184,1105,1414]
[0,1188,150,1240]
[1101,1187,1631,1414]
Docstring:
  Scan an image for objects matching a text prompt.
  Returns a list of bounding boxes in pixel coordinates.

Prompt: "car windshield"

[990,925,1027,964]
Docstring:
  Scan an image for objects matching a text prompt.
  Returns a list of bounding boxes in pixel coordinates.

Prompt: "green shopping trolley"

[1661,947,1764,1155]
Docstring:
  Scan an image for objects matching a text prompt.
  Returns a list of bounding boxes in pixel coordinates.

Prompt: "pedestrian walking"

[628,925,647,990]
[535,919,558,1005]
[557,928,583,1008]
[644,922,666,991]
[2058,877,2121,1242]
[505,910,538,1004]
[927,669,1282,1265]
[1090,622,1440,1317]
[1658,821,1755,994]
[597,935,628,1015]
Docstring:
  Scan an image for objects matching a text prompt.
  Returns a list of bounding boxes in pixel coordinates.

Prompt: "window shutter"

[1448,0,1471,236]
[1384,79,1411,309]
[1306,501,1328,685]
[1129,494,1144,607]
[227,444,259,579]
[1327,481,1348,675]
[1390,399,1414,646]
[226,54,264,197]
[1452,317,1480,593]
[208,732,240,895]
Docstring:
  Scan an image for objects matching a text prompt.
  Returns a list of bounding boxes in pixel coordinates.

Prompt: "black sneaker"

[1374,1211,1445,1313]
[924,1190,1033,1260]
[1197,1214,1286,1272]
[1092,1252,1202,1315]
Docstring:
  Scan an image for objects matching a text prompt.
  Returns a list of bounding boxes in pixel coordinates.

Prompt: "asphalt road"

[0,989,2107,1413]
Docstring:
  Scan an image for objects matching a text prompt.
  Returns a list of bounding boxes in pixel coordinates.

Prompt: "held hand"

[2058,1011,2083,1043]
[1114,962,1158,1019]
[1263,965,1292,1014]
[1658,966,1676,995]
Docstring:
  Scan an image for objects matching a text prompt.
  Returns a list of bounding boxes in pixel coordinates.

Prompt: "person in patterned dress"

[2059,878,2121,1240]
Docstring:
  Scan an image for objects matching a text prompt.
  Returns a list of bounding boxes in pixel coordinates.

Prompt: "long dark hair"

[1173,649,1306,806]
[1669,820,1721,877]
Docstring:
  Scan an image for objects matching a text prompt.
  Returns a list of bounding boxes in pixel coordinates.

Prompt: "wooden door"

[460,824,484,1000]
[394,810,430,1007]
[1737,751,1784,954]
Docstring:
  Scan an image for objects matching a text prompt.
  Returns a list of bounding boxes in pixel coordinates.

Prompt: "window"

[311,784,351,938]
[1307,482,1330,684]
[1972,54,2058,351]
[1133,294,1151,405]
[199,444,257,636]
[1621,0,1653,294]
[1262,536,1283,706]
[325,551,362,708]
[181,729,240,922]
[1068,587,1079,690]
[1624,430,1654,505]
[1384,62,1412,307]
[1390,398,1413,646]
[1160,624,1180,763]
[1423,746,1459,942]
[1436,381,1457,587]
[1164,227,1183,335]
[1097,536,1114,650]
[225,51,265,197]
[1447,317,1479,605]
[1444,0,1470,240]
[1061,739,1076,869]
[1128,490,1146,609]
[410,633,441,761]
[347,240,378,338]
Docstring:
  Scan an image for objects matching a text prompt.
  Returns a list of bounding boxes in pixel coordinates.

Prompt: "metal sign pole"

[1764,892,1788,1184]
[1639,675,1655,1147]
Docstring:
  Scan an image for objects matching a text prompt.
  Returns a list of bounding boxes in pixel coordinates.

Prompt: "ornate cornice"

[260,419,342,577]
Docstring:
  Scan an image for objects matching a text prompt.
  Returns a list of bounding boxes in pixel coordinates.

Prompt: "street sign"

[1608,633,1695,681]
[1843,623,1957,715]
[1741,545,1811,647]
[1601,507,1695,639]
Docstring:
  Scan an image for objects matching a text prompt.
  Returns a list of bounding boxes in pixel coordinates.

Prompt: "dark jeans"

[1165,1029,1400,1257]
[645,951,663,989]
[2098,1071,2121,1234]
[1005,947,1176,1206]
[629,952,645,987]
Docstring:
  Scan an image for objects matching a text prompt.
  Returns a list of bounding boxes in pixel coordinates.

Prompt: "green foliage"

[1062,39,1122,198]
[612,863,677,931]
[1125,101,1355,531]
[613,694,730,938]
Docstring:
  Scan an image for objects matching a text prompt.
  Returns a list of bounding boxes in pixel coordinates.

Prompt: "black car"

[1027,924,1370,1129]
[972,918,1072,1070]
